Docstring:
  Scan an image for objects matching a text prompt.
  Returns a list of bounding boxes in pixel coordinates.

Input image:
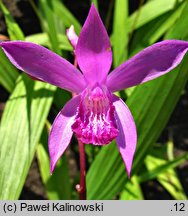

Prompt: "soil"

[0,0,188,200]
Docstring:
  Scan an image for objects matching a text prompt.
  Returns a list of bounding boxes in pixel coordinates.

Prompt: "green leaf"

[139,151,188,183]
[25,33,72,51]
[142,153,187,200]
[148,3,185,44]
[0,1,24,40]
[113,0,129,67]
[165,0,188,39]
[130,2,186,54]
[87,141,125,199]
[91,0,98,10]
[0,75,55,199]
[39,0,61,54]
[37,125,71,200]
[120,175,144,200]
[25,33,50,47]
[111,0,179,44]
[53,88,71,111]
[128,0,177,31]
[0,48,19,92]
[29,0,49,34]
[51,0,81,34]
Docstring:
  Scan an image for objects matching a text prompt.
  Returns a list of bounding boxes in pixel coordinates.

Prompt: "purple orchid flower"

[1,4,188,177]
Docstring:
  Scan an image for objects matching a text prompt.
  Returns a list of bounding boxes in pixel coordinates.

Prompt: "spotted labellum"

[1,4,188,177]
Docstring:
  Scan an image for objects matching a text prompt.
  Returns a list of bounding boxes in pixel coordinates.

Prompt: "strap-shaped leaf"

[52,0,81,34]
[0,1,22,92]
[113,0,129,67]
[37,126,71,200]
[0,2,24,40]
[110,0,179,44]
[39,0,61,54]
[0,48,19,92]
[142,153,188,200]
[130,2,186,54]
[128,0,177,31]
[25,33,72,51]
[120,176,143,200]
[91,0,98,10]
[0,75,55,199]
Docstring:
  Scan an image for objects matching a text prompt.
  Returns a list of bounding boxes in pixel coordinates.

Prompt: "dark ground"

[0,0,188,200]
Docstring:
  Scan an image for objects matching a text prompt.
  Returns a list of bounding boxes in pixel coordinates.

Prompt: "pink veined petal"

[107,40,188,92]
[0,41,86,93]
[49,95,80,174]
[76,4,112,85]
[113,95,137,177]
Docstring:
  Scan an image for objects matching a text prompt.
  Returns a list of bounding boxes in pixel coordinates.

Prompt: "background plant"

[0,0,187,200]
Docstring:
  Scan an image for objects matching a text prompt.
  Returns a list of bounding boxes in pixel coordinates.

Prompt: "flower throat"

[72,85,118,145]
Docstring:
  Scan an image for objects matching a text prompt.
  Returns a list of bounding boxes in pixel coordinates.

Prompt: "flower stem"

[73,55,87,200]
[76,140,86,200]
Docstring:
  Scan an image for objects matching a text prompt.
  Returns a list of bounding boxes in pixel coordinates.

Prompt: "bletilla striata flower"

[1,4,188,176]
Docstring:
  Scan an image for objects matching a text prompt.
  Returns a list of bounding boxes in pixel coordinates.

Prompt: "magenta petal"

[113,95,137,177]
[107,40,188,92]
[0,41,86,93]
[76,4,112,85]
[49,95,80,174]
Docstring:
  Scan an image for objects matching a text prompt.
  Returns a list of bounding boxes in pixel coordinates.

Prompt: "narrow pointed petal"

[0,41,86,93]
[49,95,80,174]
[107,40,188,92]
[113,95,137,177]
[76,4,112,85]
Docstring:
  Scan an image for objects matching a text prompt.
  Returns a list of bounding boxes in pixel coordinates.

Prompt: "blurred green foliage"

[0,0,187,200]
